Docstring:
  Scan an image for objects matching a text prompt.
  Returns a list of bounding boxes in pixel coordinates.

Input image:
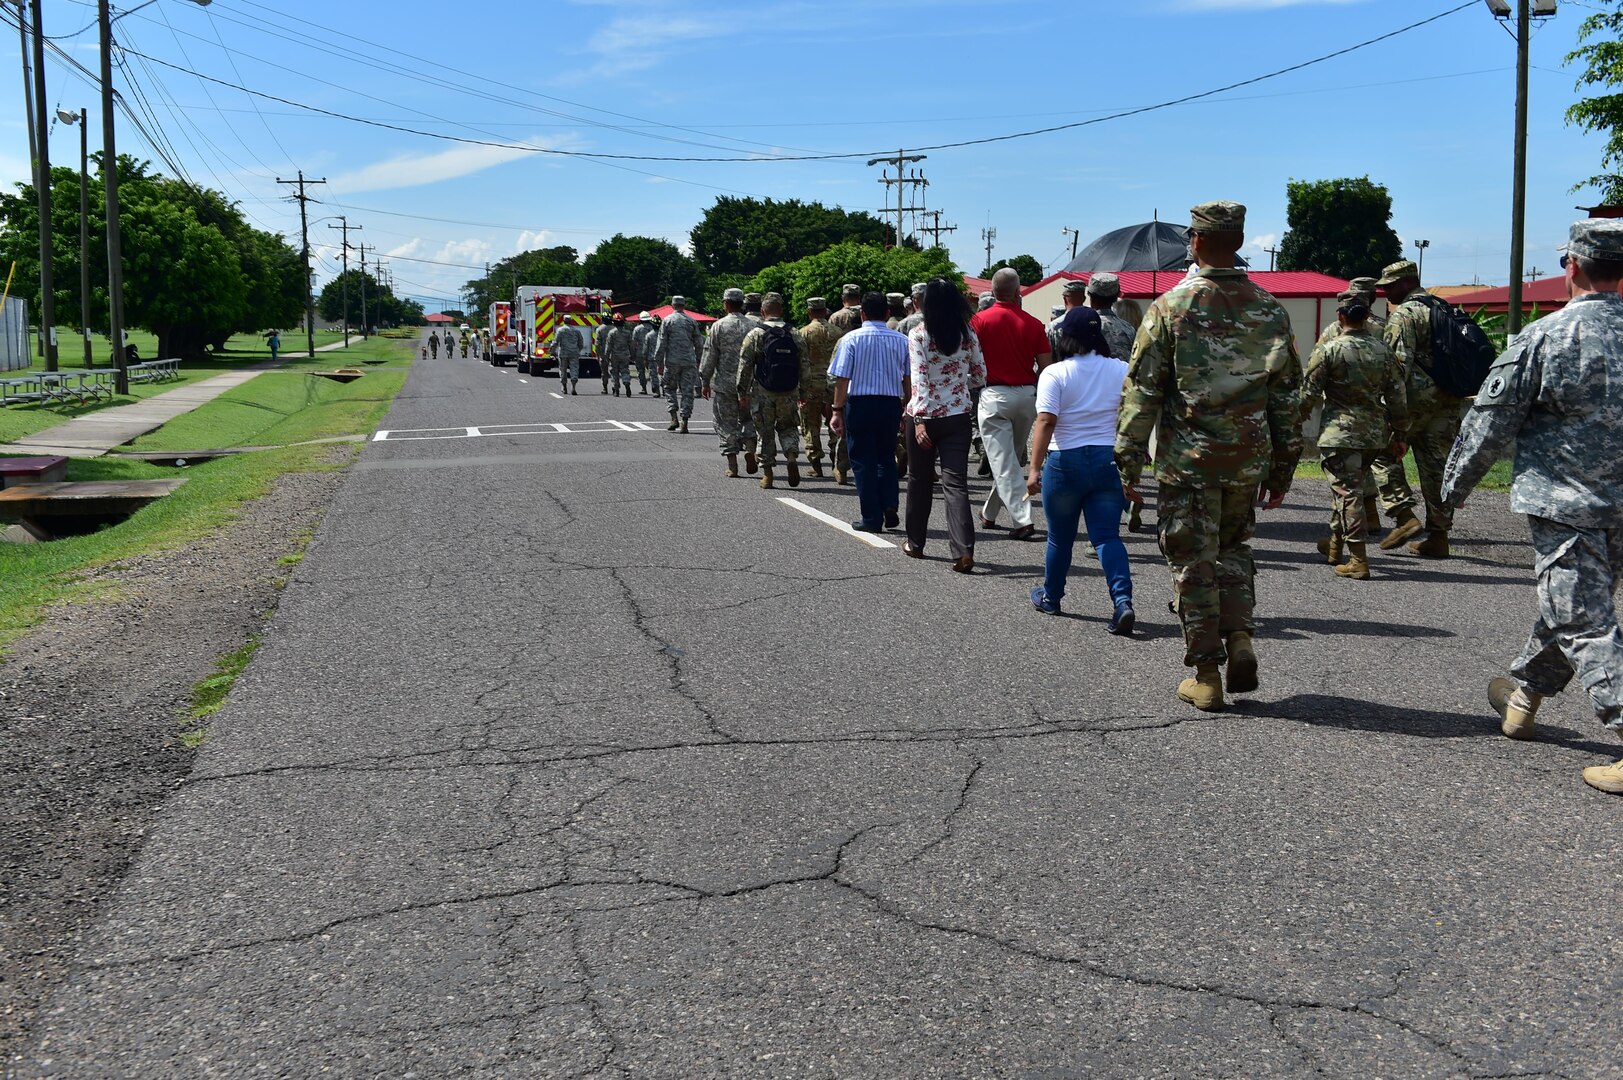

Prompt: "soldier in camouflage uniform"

[1299,292,1409,579]
[1116,201,1303,712]
[738,292,807,489]
[604,315,636,396]
[1086,275,1149,532]
[700,288,758,475]
[631,312,656,395]
[655,296,703,432]
[551,321,585,394]
[829,284,864,335]
[826,284,863,482]
[897,282,928,337]
[592,319,614,394]
[799,297,840,478]
[1443,218,1623,796]
[743,292,765,325]
[1378,259,1465,558]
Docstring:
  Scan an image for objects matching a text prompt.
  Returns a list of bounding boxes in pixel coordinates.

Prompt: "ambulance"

[511,286,614,376]
[487,300,516,365]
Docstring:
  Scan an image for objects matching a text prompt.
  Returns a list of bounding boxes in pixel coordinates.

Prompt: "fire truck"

[487,300,516,365]
[511,286,614,376]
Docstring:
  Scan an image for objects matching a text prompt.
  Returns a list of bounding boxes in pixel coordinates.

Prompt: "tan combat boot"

[1582,759,1623,794]
[1410,530,1449,558]
[786,458,801,487]
[1380,508,1423,550]
[1226,632,1259,694]
[725,453,739,478]
[1334,541,1370,579]
[1178,664,1225,711]
[759,467,774,490]
[1316,532,1343,564]
[1488,676,1541,740]
[834,467,849,485]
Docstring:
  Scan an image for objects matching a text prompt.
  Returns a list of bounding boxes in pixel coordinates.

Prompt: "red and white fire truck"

[487,300,516,365]
[511,286,615,376]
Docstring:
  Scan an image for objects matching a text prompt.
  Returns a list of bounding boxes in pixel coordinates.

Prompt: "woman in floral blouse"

[903,277,988,572]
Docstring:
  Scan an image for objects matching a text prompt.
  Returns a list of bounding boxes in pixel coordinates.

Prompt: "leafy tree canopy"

[1277,176,1402,281]
[981,254,1045,286]
[461,245,585,315]
[317,268,417,329]
[690,196,891,277]
[1567,2,1623,203]
[748,243,960,322]
[581,234,704,308]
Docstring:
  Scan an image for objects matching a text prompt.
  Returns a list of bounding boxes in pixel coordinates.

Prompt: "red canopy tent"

[424,312,456,324]
[644,304,717,324]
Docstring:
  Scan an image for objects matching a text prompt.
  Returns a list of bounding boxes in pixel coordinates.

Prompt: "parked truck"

[487,300,516,365]
[512,286,614,376]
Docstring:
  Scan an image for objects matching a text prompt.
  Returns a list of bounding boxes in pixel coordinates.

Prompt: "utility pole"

[30,0,55,370]
[866,149,926,248]
[982,225,996,272]
[327,216,359,347]
[1507,0,1531,334]
[1414,238,1431,283]
[277,170,325,359]
[58,108,90,367]
[919,210,957,249]
[358,243,371,339]
[1526,265,1542,282]
[1061,226,1080,264]
[17,2,36,186]
[1263,245,1280,272]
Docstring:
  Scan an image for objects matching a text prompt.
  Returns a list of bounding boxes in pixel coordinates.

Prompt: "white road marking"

[549,392,565,399]
[778,497,894,549]
[375,430,392,442]
[606,420,638,431]
[629,421,657,431]
[518,378,528,383]
[466,426,481,437]
[552,423,571,433]
[370,419,714,442]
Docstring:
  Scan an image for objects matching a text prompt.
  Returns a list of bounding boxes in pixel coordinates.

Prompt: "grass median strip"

[180,636,260,747]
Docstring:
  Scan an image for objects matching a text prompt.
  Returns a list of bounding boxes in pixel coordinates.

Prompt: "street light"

[99,0,211,393]
[1414,238,1430,283]
[57,107,92,368]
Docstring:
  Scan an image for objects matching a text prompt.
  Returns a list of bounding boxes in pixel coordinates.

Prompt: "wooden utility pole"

[1061,226,1080,264]
[358,243,372,339]
[327,216,360,347]
[1263,245,1280,272]
[866,149,926,248]
[920,210,957,249]
[277,171,325,358]
[30,0,55,369]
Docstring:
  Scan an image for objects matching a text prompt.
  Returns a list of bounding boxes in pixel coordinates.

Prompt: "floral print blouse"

[906,324,987,419]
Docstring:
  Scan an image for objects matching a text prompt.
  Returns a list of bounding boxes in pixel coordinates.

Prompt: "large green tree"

[690,196,891,277]
[462,245,585,313]
[581,234,704,308]
[981,254,1045,286]
[748,243,961,321]
[318,268,413,328]
[1568,1,1623,202]
[1277,176,1402,280]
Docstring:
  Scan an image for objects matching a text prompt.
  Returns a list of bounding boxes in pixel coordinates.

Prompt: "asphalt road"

[16,336,1623,1078]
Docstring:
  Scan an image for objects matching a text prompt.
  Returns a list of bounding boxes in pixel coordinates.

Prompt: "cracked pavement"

[13,352,1623,1078]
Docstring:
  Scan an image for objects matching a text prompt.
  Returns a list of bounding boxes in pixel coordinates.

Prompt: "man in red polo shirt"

[971,267,1053,540]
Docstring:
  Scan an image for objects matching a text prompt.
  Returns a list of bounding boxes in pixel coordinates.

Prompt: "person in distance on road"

[829,292,910,533]
[551,319,585,395]
[593,318,614,394]
[798,297,840,479]
[1116,200,1303,712]
[886,293,908,329]
[737,292,807,490]
[1443,218,1623,796]
[897,282,928,337]
[825,283,864,482]
[634,312,659,396]
[605,314,636,397]
[656,296,704,433]
[1298,291,1409,580]
[742,292,765,325]
[700,288,758,476]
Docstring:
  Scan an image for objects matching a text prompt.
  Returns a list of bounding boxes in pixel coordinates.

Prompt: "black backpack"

[754,324,800,393]
[1407,294,1497,398]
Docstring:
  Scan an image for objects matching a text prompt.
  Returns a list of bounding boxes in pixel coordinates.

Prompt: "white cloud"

[1248,232,1279,252]
[328,138,569,194]
[565,16,725,81]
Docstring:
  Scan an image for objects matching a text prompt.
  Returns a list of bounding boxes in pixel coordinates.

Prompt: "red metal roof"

[962,275,995,294]
[1025,269,1350,299]
[1442,276,1569,309]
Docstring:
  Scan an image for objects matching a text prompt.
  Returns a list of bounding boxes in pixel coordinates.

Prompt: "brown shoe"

[950,555,974,574]
[1409,530,1449,558]
[1379,509,1422,550]
[725,453,739,478]
[759,468,774,489]
[1226,632,1258,694]
[1178,664,1225,711]
[680,418,690,434]
[834,468,848,485]
[745,451,758,474]
[666,412,680,431]
[786,460,801,487]
[809,462,824,478]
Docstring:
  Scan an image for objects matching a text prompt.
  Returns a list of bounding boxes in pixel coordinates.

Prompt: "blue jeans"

[1041,445,1132,607]
[844,395,902,527]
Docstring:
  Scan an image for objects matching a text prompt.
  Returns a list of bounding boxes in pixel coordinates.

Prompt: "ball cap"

[1375,260,1419,287]
[722,287,745,303]
[1057,305,1103,343]
[1565,218,1623,262]
[1085,272,1121,299]
[1190,200,1245,233]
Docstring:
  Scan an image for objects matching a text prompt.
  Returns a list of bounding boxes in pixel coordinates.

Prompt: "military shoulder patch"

[1484,373,1507,399]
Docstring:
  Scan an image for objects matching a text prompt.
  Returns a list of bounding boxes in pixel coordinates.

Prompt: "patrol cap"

[1062,279,1089,297]
[1189,200,1246,234]
[911,281,928,297]
[1374,260,1419,287]
[1347,276,1379,301]
[761,291,784,307]
[1565,218,1623,262]
[806,296,829,310]
[886,292,905,302]
[1085,272,1121,299]
[670,295,687,308]
[841,283,861,299]
[743,291,762,304]
[722,287,745,303]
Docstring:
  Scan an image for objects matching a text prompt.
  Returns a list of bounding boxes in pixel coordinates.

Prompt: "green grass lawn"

[1295,454,1513,491]
[6,328,353,373]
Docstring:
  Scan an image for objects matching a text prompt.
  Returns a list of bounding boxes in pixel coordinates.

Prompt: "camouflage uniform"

[738,316,807,468]
[1300,325,1408,544]
[1443,283,1623,731]
[605,323,636,393]
[1311,313,1414,515]
[829,304,863,336]
[1116,262,1303,669]
[700,310,757,456]
[826,304,863,475]
[799,314,841,467]
[551,323,585,386]
[592,322,613,391]
[632,320,655,394]
[656,308,703,420]
[1385,287,1467,532]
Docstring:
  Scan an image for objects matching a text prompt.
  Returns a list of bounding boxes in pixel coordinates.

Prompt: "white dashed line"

[550,392,564,399]
[777,497,894,549]
[518,378,528,383]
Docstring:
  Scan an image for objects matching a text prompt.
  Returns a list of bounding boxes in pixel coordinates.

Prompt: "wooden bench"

[0,478,186,540]
[0,455,69,489]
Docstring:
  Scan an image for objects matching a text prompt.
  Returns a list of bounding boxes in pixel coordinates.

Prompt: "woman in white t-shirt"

[1025,305,1135,634]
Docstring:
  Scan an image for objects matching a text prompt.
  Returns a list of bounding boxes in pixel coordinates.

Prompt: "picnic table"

[0,359,181,408]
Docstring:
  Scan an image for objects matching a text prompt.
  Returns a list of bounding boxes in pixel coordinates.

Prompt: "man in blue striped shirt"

[829,292,912,532]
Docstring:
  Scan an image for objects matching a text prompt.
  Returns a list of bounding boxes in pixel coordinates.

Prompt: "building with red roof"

[1441,276,1569,317]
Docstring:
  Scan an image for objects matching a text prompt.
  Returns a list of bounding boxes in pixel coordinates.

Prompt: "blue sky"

[2,0,1606,309]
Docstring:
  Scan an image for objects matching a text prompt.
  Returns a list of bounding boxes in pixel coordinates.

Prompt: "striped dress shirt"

[828,321,910,397]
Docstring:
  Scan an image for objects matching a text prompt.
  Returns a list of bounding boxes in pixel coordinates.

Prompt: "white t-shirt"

[1036,352,1129,451]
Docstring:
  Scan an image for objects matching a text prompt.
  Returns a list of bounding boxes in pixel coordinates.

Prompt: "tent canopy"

[424,312,456,323]
[644,304,717,324]
[1065,221,1247,273]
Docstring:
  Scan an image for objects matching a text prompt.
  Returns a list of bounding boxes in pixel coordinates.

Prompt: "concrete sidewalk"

[0,337,360,458]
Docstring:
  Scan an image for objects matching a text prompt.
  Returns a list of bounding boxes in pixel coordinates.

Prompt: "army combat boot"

[1334,541,1370,579]
[1488,676,1541,740]
[1226,632,1259,694]
[1128,501,1144,533]
[680,417,690,435]
[1380,508,1422,550]
[666,410,680,432]
[1363,497,1382,535]
[725,453,739,478]
[809,461,824,478]
[1410,530,1449,558]
[759,467,774,490]
[1177,664,1224,711]
[786,458,801,487]
[744,442,759,474]
[1582,758,1623,794]
[1316,532,1343,564]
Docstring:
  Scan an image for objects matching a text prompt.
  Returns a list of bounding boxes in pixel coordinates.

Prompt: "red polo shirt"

[970,301,1050,387]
